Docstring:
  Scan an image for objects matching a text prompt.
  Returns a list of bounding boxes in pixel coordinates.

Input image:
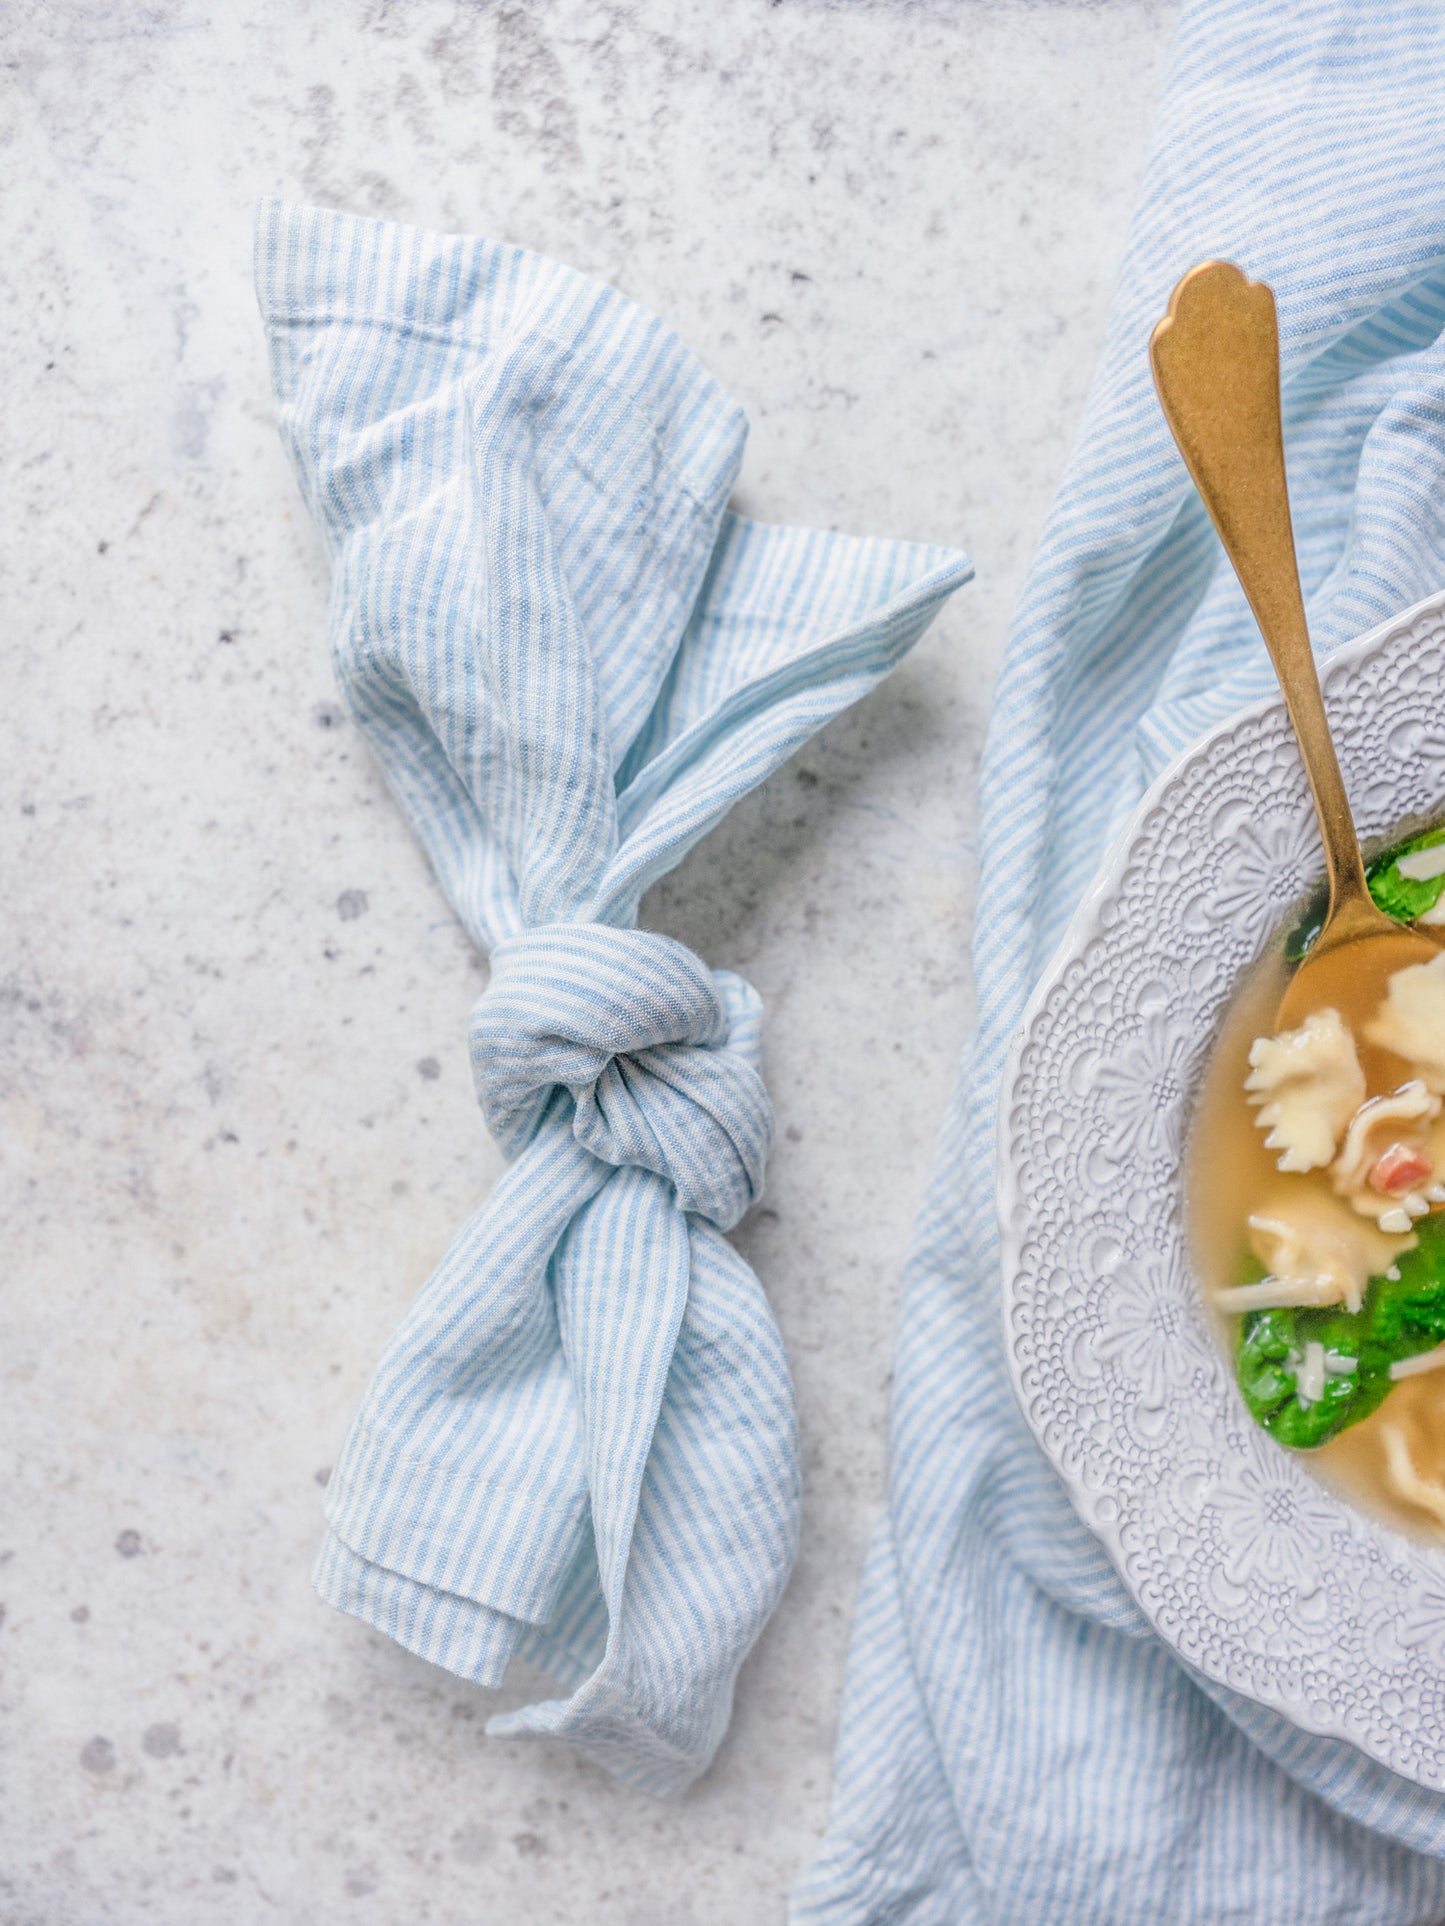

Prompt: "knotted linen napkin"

[254,198,971,1795]
[795,2,1445,1920]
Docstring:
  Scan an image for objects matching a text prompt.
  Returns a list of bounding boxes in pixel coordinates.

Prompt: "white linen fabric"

[254,198,972,1795]
[796,1,1445,1919]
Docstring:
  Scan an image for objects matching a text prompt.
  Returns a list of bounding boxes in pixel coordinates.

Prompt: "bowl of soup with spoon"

[999,589,1445,1790]
[1000,257,1445,1785]
[1192,833,1445,1535]
[1153,263,1445,1541]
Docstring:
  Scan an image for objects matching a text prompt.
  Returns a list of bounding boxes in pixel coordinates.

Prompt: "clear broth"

[1188,943,1445,1540]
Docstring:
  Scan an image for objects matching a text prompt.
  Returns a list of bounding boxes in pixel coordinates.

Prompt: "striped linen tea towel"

[795,0,1445,1920]
[254,198,972,1796]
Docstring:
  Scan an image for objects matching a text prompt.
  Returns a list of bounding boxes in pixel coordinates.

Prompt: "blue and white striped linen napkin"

[254,199,971,1795]
[795,2,1445,1919]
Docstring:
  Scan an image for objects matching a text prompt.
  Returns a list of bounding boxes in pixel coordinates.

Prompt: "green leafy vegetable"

[1237,1309,1391,1448]
[1286,822,1445,959]
[1284,898,1327,963]
[1236,1215,1445,1448]
[1367,825,1445,923]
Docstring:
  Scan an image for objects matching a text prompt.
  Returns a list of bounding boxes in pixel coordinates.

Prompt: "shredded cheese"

[1214,1276,1340,1312]
[1295,1341,1327,1405]
[1395,845,1445,882]
[1390,1342,1445,1382]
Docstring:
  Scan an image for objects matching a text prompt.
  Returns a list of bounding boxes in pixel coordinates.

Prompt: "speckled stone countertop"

[3,4,1174,1919]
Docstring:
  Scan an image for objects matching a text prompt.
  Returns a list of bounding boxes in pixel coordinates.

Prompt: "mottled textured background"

[2,3,1174,1919]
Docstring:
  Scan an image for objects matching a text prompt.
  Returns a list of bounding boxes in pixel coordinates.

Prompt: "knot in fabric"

[468,924,774,1230]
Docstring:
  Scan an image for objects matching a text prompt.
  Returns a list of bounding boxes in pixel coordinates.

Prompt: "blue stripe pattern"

[796,3,1445,1919]
[253,198,972,1795]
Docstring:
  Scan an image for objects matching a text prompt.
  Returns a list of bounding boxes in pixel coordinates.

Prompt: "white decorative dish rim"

[998,585,1445,1788]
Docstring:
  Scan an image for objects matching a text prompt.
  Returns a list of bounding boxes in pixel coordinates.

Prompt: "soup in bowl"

[1191,823,1445,1536]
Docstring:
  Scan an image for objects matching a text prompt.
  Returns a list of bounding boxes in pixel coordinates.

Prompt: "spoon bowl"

[1274,919,1439,1096]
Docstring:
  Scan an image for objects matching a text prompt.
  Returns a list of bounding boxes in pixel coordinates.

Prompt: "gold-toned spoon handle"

[1149,261,1378,943]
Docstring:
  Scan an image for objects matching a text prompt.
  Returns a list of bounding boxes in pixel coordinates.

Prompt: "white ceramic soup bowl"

[998,586,1445,1788]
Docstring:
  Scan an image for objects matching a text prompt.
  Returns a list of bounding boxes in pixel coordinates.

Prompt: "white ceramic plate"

[998,587,1445,1787]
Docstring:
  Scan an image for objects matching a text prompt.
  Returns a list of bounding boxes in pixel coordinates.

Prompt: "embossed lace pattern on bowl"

[999,592,1445,1788]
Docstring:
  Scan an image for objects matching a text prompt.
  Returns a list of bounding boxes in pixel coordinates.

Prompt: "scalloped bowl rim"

[997,584,1445,1783]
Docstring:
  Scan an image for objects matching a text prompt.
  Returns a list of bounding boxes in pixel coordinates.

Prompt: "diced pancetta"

[1331,1081,1441,1223]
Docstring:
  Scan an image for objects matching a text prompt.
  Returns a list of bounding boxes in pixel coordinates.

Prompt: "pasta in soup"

[1190,824,1445,1536]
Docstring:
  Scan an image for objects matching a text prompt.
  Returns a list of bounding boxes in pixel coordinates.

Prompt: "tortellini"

[1244,1007,1366,1173]
[1367,951,1445,1091]
[1331,1080,1440,1225]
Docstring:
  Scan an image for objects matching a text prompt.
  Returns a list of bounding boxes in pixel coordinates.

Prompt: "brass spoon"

[1150,260,1438,1079]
